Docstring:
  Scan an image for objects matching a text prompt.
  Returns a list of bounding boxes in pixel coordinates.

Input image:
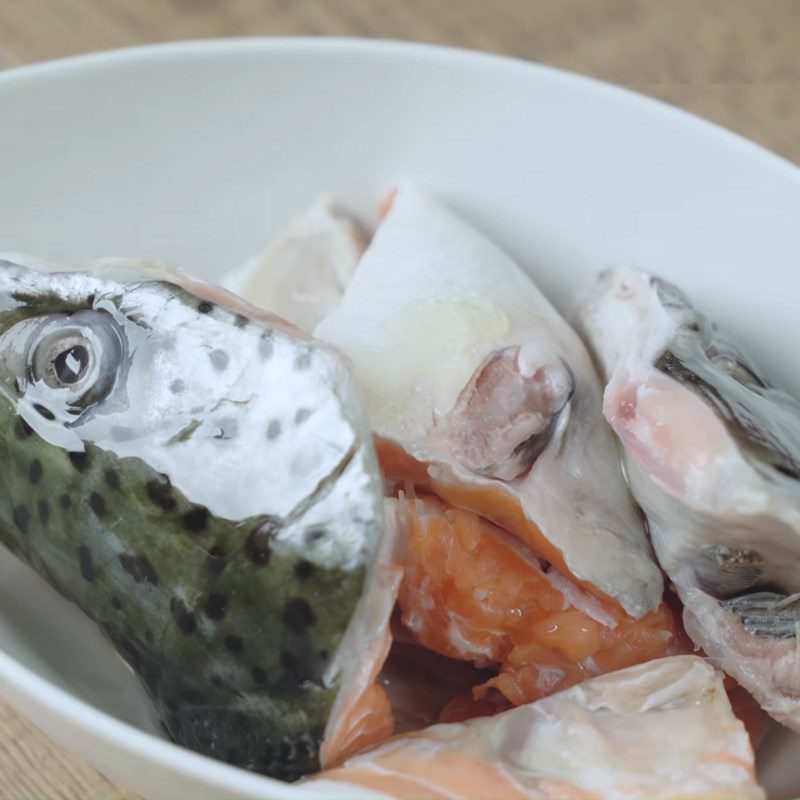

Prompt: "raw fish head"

[578,267,800,727]
[0,256,385,778]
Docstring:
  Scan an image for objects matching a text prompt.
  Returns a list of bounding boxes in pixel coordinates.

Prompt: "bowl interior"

[0,38,799,798]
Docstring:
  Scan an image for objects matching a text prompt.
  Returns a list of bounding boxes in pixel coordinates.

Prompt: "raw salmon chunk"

[397,494,684,709]
[305,656,763,800]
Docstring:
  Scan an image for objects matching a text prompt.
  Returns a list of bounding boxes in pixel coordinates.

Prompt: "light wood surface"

[0,1,797,797]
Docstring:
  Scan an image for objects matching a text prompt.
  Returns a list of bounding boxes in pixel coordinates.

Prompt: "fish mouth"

[721,591,800,639]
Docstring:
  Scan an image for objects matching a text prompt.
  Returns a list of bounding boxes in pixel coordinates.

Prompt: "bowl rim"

[0,35,798,794]
[2,34,799,184]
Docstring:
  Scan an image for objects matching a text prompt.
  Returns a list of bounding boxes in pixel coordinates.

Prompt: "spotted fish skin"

[0,258,383,779]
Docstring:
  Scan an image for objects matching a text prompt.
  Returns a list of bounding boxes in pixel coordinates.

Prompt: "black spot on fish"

[258,334,274,360]
[68,451,89,472]
[33,403,55,420]
[266,419,281,440]
[89,492,107,518]
[294,351,311,371]
[210,674,223,688]
[224,635,243,654]
[111,596,122,611]
[208,349,229,371]
[251,665,266,684]
[14,418,33,439]
[318,649,328,660]
[145,629,154,644]
[119,553,159,585]
[104,468,121,491]
[146,476,176,511]
[182,506,209,533]
[59,494,72,510]
[294,560,315,580]
[78,545,95,582]
[171,598,196,634]
[204,592,228,620]
[37,500,49,528]
[169,379,186,394]
[28,459,43,484]
[283,598,316,633]
[244,520,277,565]
[294,408,312,425]
[13,505,29,534]
[234,314,249,329]
[198,301,213,314]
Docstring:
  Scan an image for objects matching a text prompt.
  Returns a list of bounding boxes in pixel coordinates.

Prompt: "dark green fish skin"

[0,259,382,780]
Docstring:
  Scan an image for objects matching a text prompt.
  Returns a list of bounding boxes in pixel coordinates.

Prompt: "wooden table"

[0,1,797,797]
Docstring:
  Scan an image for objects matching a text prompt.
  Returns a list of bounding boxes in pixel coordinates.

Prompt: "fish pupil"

[54,345,89,384]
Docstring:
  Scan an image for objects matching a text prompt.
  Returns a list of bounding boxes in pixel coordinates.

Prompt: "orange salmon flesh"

[324,436,690,767]
[397,493,683,707]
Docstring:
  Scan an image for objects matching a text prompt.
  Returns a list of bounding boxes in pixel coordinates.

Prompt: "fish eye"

[38,337,92,388]
[27,310,125,412]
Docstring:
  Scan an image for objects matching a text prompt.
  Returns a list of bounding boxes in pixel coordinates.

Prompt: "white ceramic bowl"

[0,37,798,799]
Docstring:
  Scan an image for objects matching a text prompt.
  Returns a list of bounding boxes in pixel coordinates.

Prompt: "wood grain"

[0,0,798,162]
[0,1,797,797]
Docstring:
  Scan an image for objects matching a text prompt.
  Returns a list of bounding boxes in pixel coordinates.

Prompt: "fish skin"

[304,656,764,800]
[314,185,663,619]
[222,197,367,333]
[576,266,800,729]
[0,257,384,779]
